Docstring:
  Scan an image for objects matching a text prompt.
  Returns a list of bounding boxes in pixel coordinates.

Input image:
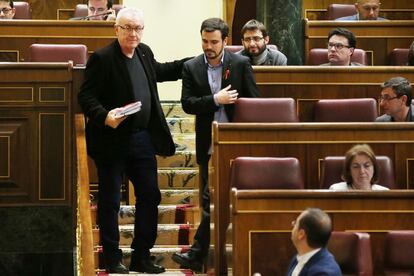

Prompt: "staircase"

[91,101,200,275]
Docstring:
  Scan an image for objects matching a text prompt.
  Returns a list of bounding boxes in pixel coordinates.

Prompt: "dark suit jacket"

[286,248,342,276]
[181,50,260,164]
[78,40,186,160]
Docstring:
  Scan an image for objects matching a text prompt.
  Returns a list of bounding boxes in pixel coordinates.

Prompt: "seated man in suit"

[0,0,15,19]
[376,77,414,122]
[321,28,363,66]
[287,208,341,276]
[336,0,386,21]
[87,0,115,20]
[236,19,287,65]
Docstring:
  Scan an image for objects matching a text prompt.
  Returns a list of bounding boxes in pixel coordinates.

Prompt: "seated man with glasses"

[336,0,386,21]
[376,77,414,122]
[87,0,115,20]
[71,0,116,21]
[0,0,15,19]
[321,27,363,66]
[236,19,287,65]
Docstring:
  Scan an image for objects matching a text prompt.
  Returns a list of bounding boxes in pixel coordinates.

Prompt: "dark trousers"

[94,130,161,264]
[191,158,210,259]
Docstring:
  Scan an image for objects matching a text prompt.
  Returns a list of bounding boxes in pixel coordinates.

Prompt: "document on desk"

[114,101,142,118]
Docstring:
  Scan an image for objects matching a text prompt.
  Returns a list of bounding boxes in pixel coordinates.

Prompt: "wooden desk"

[304,19,414,65]
[231,189,414,276]
[0,20,115,62]
[0,62,76,206]
[211,122,414,274]
[253,66,414,121]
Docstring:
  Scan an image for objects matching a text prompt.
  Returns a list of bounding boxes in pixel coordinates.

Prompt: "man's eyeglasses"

[0,7,12,14]
[327,42,351,50]
[118,25,145,33]
[242,36,264,43]
[379,95,400,102]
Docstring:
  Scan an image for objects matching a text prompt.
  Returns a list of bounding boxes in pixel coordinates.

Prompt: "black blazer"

[78,40,186,160]
[181,51,260,164]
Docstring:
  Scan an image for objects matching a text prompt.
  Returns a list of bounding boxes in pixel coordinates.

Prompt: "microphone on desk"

[70,11,113,21]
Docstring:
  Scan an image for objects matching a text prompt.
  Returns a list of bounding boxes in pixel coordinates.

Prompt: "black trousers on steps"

[190,158,210,259]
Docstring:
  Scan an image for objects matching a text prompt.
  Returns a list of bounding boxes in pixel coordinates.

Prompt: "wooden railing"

[75,114,95,276]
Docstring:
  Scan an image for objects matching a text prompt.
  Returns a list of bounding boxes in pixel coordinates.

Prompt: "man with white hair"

[78,7,189,274]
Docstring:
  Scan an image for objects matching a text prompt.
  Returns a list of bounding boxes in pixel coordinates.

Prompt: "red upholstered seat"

[320,156,396,189]
[326,4,357,20]
[74,4,124,18]
[389,48,409,65]
[29,44,88,66]
[328,232,373,276]
[314,98,378,122]
[225,45,244,53]
[230,157,304,189]
[224,44,278,53]
[384,231,414,275]
[14,1,32,19]
[308,48,368,65]
[233,98,298,122]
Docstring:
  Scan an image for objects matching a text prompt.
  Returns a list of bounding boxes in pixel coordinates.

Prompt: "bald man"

[336,0,386,21]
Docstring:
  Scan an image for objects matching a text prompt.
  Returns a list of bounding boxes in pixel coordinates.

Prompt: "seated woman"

[329,144,389,190]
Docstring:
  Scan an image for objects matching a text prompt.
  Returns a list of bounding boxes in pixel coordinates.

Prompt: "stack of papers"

[114,101,142,118]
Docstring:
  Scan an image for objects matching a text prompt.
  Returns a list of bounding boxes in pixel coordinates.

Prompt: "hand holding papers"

[113,101,142,118]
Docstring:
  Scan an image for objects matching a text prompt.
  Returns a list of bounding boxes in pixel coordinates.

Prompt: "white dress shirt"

[291,248,321,276]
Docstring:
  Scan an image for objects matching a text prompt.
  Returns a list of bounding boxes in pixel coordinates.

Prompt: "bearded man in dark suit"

[78,7,189,274]
[171,17,260,272]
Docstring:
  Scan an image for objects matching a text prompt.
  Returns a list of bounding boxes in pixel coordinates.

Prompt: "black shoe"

[106,262,129,274]
[129,257,166,274]
[171,251,203,272]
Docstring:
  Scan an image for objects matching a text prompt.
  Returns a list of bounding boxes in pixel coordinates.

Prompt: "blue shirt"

[204,52,229,123]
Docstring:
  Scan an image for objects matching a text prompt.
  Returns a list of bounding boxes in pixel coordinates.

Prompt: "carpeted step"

[172,133,195,152]
[167,117,195,134]
[93,224,196,246]
[158,168,199,189]
[162,102,190,119]
[90,168,199,202]
[95,246,194,270]
[157,150,197,168]
[160,189,198,205]
[91,204,198,226]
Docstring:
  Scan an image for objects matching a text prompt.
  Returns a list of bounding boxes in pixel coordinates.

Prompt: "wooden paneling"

[253,66,414,121]
[0,63,74,206]
[304,20,414,65]
[0,20,116,62]
[211,122,414,274]
[231,190,414,275]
